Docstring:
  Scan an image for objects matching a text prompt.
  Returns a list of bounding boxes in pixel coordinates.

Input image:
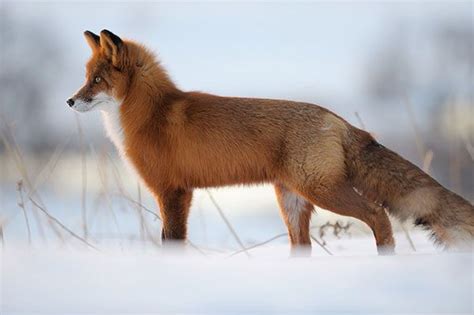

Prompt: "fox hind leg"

[274,183,313,256]
[299,183,395,255]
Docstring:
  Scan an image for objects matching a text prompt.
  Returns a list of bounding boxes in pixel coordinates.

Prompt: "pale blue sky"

[3,1,472,144]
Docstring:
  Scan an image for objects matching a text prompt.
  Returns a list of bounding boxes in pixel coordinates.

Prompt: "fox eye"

[94,76,102,84]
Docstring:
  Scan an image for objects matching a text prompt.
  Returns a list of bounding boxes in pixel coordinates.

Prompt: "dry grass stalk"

[75,114,89,239]
[0,118,44,240]
[228,233,287,257]
[118,194,160,220]
[96,147,122,240]
[318,221,352,246]
[105,153,161,246]
[0,217,5,247]
[448,103,463,193]
[354,111,366,130]
[422,150,434,175]
[0,117,66,242]
[310,234,333,255]
[136,182,145,242]
[16,180,32,245]
[28,196,99,251]
[206,189,250,257]
[462,135,474,160]
[228,232,332,257]
[403,94,427,162]
[27,136,71,199]
[401,223,417,251]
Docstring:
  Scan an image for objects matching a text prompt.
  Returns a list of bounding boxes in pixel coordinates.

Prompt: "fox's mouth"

[67,93,120,113]
[70,100,106,112]
[69,100,98,112]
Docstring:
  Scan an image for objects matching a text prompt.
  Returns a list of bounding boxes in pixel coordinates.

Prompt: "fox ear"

[100,29,124,68]
[84,31,100,52]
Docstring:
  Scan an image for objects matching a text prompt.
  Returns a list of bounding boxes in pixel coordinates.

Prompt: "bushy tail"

[344,128,474,249]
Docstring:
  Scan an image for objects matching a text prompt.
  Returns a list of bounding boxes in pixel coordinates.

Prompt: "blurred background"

[0,1,472,252]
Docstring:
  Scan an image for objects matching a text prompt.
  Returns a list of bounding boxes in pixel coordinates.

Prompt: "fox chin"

[68,29,474,255]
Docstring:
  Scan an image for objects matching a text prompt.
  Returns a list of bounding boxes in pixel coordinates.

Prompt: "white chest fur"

[101,107,126,156]
[91,92,125,157]
[101,107,140,180]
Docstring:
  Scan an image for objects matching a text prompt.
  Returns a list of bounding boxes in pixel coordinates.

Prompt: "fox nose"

[67,98,75,107]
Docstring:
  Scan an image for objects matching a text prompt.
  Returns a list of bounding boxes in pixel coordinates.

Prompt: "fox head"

[67,30,129,113]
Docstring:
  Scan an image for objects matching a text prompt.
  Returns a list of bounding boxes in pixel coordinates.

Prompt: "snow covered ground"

[2,233,472,315]
[1,158,473,314]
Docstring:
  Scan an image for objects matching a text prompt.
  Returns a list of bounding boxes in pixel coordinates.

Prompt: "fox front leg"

[157,188,193,243]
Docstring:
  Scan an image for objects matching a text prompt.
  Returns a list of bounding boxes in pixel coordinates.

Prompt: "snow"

[2,235,472,315]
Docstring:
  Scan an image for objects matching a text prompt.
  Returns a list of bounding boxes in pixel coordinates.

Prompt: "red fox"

[68,30,473,254]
